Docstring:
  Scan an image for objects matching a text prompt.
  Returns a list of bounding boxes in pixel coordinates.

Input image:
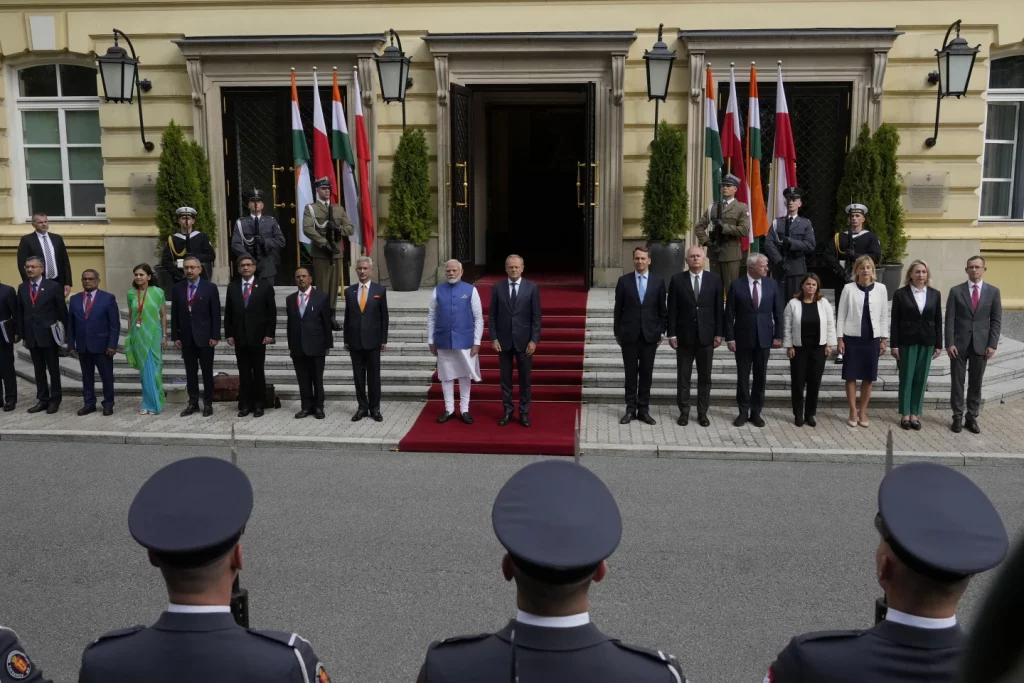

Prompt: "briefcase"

[265,383,282,409]
[213,373,240,402]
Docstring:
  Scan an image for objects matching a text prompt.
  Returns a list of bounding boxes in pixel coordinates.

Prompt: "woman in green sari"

[125,264,167,414]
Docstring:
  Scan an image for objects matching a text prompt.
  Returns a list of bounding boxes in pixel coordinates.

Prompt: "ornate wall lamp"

[924,20,980,147]
[95,29,155,152]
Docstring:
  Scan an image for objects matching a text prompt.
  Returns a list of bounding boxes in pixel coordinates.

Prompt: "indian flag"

[704,66,724,203]
[769,62,797,223]
[332,68,362,252]
[722,64,750,251]
[291,70,313,247]
[747,63,769,244]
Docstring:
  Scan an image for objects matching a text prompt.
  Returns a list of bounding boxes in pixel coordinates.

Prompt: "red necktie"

[971,284,979,312]
[752,280,760,309]
[84,292,94,318]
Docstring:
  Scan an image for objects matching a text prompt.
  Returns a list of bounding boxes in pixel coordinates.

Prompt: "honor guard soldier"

[161,207,216,283]
[302,177,353,330]
[764,186,816,301]
[78,456,328,683]
[831,203,881,363]
[1,626,51,682]
[417,459,687,683]
[766,462,1008,683]
[694,173,751,296]
[230,189,286,284]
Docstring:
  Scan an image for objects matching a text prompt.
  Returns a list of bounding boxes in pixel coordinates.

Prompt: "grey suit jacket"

[489,279,541,352]
[944,282,1001,356]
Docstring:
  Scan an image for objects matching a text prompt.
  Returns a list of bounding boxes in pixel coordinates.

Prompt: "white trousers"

[441,377,472,414]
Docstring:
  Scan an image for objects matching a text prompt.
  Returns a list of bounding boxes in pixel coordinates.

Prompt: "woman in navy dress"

[836,256,889,427]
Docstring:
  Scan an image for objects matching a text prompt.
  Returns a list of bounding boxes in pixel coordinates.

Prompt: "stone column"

[686,52,707,247]
[433,54,451,284]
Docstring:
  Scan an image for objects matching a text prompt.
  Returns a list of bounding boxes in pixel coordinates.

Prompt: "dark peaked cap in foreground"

[128,456,254,567]
[876,462,1008,581]
[492,460,622,584]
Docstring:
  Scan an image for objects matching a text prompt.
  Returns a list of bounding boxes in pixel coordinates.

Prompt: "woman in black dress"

[836,256,889,427]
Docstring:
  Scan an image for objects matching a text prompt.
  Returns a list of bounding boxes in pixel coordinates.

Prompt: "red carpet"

[399,278,587,456]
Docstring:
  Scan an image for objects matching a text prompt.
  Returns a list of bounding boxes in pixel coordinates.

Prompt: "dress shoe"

[103,405,114,416]
[460,412,474,425]
[794,416,804,427]
[966,417,981,434]
[637,412,657,425]
[437,410,454,423]
[351,408,368,422]
[677,413,689,426]
[497,411,514,426]
[834,354,843,365]
[733,414,748,427]
[77,404,97,416]
[27,402,47,414]
[253,408,264,418]
[238,407,251,418]
[180,403,199,417]
[951,417,963,433]
[295,409,311,419]
[519,414,531,428]
[750,415,766,428]
[697,415,710,428]
[3,402,16,412]
[805,415,816,427]
[46,403,60,415]
[314,409,326,420]
[331,319,342,331]
[202,404,214,417]
[371,411,383,422]
[619,412,635,425]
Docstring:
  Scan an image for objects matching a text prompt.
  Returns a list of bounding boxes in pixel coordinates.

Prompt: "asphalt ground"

[2,443,1023,683]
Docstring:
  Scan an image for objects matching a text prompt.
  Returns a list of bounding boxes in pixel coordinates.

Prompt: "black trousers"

[790,345,826,418]
[0,343,17,403]
[182,343,215,404]
[736,346,770,417]
[622,341,658,413]
[677,344,714,416]
[499,347,533,415]
[29,345,61,404]
[79,351,115,407]
[235,344,268,410]
[292,354,326,410]
[350,348,381,411]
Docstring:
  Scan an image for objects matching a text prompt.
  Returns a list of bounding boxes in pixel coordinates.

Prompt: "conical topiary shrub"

[834,122,885,242]
[874,123,907,264]
[154,121,201,248]
[188,139,217,248]
[641,121,689,243]
[386,127,431,246]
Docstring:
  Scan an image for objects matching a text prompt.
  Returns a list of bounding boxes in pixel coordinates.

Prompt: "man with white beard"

[427,259,483,423]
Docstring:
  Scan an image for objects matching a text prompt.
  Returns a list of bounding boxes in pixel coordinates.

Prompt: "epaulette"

[428,633,491,650]
[613,642,687,683]
[87,625,144,648]
[247,629,310,649]
[791,629,863,645]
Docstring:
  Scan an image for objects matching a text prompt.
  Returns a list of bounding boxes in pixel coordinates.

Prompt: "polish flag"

[722,64,750,251]
[769,63,798,222]
[311,69,338,203]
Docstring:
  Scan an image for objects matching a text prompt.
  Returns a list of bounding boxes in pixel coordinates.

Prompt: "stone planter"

[384,240,426,291]
[646,240,685,282]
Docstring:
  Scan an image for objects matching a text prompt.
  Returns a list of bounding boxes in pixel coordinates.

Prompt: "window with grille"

[981,56,1024,220]
[15,64,106,220]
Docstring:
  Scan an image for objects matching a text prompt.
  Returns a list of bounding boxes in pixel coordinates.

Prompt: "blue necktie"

[243,282,250,308]
[638,275,646,304]
[31,282,38,297]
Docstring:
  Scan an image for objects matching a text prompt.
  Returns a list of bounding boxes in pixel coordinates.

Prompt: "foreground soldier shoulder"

[0,626,51,683]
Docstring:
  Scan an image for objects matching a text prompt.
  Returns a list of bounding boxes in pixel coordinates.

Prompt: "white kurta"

[427,285,483,382]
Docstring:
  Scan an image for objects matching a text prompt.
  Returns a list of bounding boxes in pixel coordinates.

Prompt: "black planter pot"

[646,240,685,282]
[879,262,903,298]
[384,240,426,292]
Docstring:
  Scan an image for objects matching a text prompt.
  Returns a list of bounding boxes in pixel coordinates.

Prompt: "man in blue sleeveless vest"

[427,259,483,423]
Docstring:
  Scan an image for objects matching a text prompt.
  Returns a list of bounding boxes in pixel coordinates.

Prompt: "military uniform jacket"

[302,201,354,261]
[763,215,816,277]
[230,216,286,278]
[694,199,751,263]
[0,626,50,682]
[417,620,685,682]
[78,612,326,683]
[767,619,963,683]
[837,230,881,266]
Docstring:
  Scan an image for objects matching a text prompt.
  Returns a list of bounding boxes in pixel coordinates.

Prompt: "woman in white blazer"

[836,256,889,428]
[783,273,837,427]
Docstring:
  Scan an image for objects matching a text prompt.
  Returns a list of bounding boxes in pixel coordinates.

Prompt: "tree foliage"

[874,123,907,263]
[641,121,689,242]
[154,121,218,249]
[385,128,432,246]
[188,140,217,248]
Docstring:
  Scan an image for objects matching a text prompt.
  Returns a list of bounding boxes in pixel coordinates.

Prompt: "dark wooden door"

[581,81,596,290]
[449,83,474,268]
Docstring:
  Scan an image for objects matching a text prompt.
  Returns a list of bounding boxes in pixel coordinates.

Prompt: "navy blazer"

[67,289,120,354]
[17,231,73,289]
[488,278,542,351]
[287,288,333,357]
[170,279,221,347]
[16,278,68,349]
[725,276,784,349]
[343,281,389,351]
[0,283,17,343]
[613,271,667,344]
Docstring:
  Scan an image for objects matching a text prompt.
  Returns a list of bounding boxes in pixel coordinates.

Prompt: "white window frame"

[981,98,1021,220]
[6,57,106,223]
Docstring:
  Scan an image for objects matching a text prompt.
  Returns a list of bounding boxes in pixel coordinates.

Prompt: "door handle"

[576,162,584,208]
[271,165,287,209]
[446,162,452,207]
[454,162,468,208]
[591,161,599,207]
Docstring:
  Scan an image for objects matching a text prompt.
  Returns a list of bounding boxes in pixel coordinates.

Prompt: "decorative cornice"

[423,31,636,55]
[173,33,385,59]
[679,28,903,53]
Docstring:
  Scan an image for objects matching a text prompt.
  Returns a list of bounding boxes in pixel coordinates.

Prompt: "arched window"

[981,55,1024,220]
[16,63,105,219]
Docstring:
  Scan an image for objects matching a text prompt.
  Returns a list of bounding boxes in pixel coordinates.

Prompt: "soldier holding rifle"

[303,177,354,330]
[764,186,816,301]
[231,189,286,285]
[694,173,750,297]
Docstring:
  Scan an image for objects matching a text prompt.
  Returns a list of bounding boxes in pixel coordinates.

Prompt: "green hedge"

[641,121,689,243]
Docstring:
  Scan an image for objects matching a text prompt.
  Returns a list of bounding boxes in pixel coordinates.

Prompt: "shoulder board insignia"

[247,629,305,647]
[430,633,491,649]
[89,625,144,647]
[792,629,863,644]
[613,642,686,683]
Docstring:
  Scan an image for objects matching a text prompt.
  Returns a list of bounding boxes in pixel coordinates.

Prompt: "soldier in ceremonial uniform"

[0,626,50,682]
[766,461,1008,683]
[302,177,353,330]
[830,203,881,364]
[763,186,816,301]
[78,456,327,683]
[230,189,286,284]
[160,207,215,283]
[694,173,750,296]
[417,459,687,682]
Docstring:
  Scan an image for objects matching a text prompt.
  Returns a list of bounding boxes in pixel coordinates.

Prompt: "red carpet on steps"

[398,277,587,456]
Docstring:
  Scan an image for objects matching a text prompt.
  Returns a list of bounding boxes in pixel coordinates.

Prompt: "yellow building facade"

[1,1,1023,303]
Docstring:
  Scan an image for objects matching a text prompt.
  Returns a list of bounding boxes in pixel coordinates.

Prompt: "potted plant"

[383,127,431,291]
[874,123,908,294]
[641,121,689,281]
[833,123,888,290]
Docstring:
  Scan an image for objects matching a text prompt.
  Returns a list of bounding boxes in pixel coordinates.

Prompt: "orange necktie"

[359,284,367,312]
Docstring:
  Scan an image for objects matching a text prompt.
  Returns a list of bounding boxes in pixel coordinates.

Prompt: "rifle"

[325,204,343,257]
[844,196,856,282]
[708,201,723,256]
[874,428,895,625]
[228,424,251,628]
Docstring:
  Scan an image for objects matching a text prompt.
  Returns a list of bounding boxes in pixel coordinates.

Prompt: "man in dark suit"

[668,246,724,427]
[66,270,119,416]
[613,246,667,425]
[763,187,816,301]
[343,256,388,423]
[0,280,19,411]
[725,253,783,427]
[287,267,333,419]
[17,213,72,297]
[17,256,67,414]
[766,462,1008,683]
[945,255,1002,434]
[170,256,221,417]
[224,255,276,418]
[489,254,542,427]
